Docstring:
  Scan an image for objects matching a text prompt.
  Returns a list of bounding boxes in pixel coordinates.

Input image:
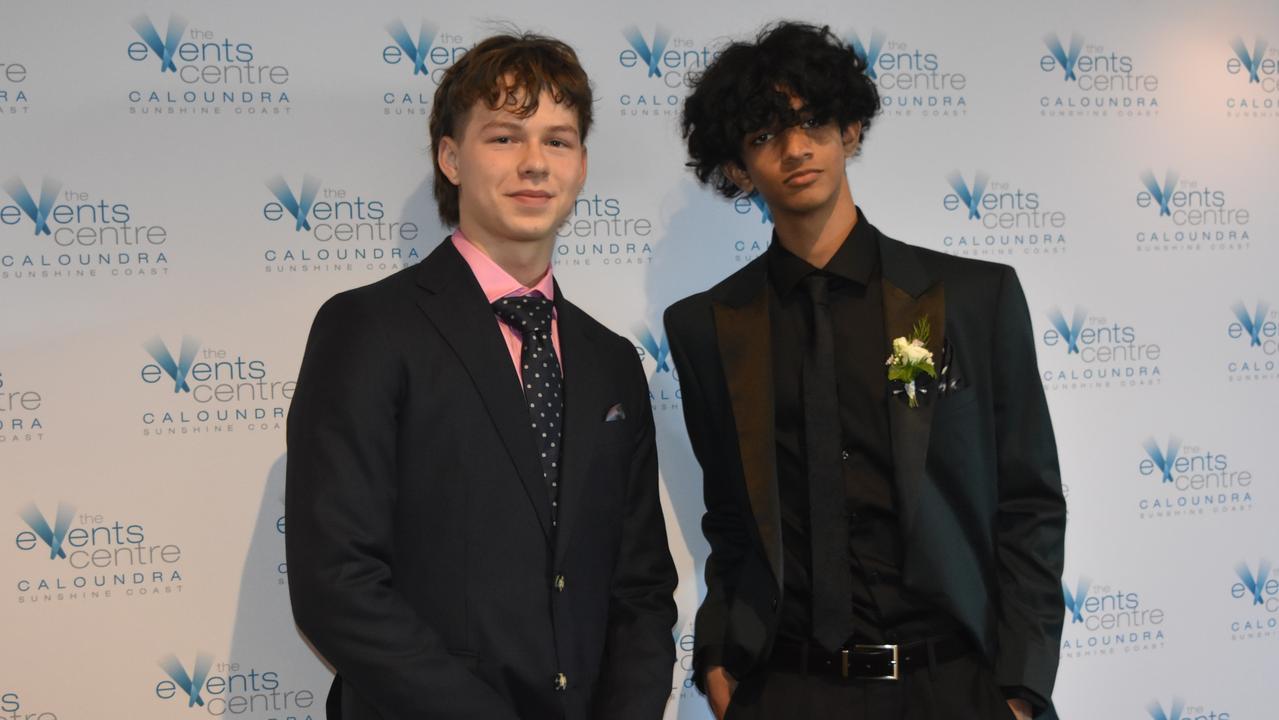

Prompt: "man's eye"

[491,136,512,144]
[801,118,820,129]
[750,132,773,146]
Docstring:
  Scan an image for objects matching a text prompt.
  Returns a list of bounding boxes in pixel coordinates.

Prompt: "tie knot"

[800,273,830,306]
[492,294,555,338]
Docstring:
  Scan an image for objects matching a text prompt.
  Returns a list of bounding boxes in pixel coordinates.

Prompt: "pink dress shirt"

[452,231,561,383]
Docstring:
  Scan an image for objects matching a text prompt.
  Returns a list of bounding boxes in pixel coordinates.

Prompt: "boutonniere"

[885,316,937,408]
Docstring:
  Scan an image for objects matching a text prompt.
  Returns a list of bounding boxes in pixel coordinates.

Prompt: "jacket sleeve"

[285,291,520,720]
[988,266,1067,706]
[665,305,754,692]
[592,344,679,719]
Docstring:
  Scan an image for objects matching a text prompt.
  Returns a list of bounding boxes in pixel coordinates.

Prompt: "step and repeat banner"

[3,0,1277,718]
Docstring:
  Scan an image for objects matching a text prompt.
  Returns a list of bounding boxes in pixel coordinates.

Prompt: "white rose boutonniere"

[885,316,937,408]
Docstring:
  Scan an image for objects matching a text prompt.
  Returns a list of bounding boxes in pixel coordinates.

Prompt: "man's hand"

[705,665,738,720]
[1007,698,1033,720]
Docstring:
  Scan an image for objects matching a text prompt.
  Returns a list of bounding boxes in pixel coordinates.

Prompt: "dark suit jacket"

[286,239,678,720]
[664,222,1065,716]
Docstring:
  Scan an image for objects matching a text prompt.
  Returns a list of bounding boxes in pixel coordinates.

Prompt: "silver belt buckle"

[853,643,900,680]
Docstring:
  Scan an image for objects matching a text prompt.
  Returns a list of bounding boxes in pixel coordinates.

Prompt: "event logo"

[1226,300,1278,382]
[633,324,680,412]
[138,334,294,436]
[616,25,719,117]
[939,171,1067,257]
[2,176,170,280]
[0,60,29,115]
[0,691,59,719]
[726,192,772,264]
[380,19,469,116]
[553,191,653,269]
[1060,576,1166,658]
[1039,306,1162,390]
[1038,32,1160,117]
[261,174,420,274]
[13,501,184,604]
[0,369,45,444]
[126,14,291,115]
[1229,559,1278,641]
[1136,436,1253,519]
[155,653,316,717]
[275,511,287,585]
[1135,169,1252,251]
[1148,699,1232,720]
[848,29,968,118]
[1226,36,1279,117]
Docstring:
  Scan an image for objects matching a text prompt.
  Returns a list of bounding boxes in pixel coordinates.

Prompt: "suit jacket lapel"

[879,233,944,538]
[711,259,783,590]
[414,241,553,538]
[553,292,607,564]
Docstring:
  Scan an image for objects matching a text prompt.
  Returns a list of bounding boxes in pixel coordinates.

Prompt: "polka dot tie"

[492,294,563,527]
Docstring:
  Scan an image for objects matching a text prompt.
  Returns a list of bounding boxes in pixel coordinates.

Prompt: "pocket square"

[604,403,626,422]
[937,338,967,395]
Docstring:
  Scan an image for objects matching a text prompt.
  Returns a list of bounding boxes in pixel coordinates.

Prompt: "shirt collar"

[452,230,555,304]
[767,207,878,298]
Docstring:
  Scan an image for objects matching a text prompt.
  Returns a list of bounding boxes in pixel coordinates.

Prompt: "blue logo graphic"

[847,30,886,79]
[745,191,773,224]
[1142,437,1182,484]
[946,171,989,220]
[1231,301,1270,347]
[1147,699,1185,720]
[634,325,670,373]
[2,177,61,235]
[386,20,438,76]
[621,26,669,77]
[1236,560,1272,605]
[1231,37,1269,83]
[144,336,200,393]
[1063,577,1091,623]
[130,15,188,73]
[1047,307,1086,354]
[159,653,213,707]
[1140,170,1179,217]
[18,502,74,560]
[1043,33,1083,81]
[265,175,320,232]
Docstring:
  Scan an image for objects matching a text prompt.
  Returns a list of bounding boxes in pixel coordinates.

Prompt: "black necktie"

[492,294,564,527]
[801,274,853,653]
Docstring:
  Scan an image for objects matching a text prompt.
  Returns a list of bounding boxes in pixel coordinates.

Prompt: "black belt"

[767,634,971,680]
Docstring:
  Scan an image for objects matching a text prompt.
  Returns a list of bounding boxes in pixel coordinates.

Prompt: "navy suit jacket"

[286,239,678,719]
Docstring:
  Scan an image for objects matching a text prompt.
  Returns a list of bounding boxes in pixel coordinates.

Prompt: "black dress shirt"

[767,214,961,646]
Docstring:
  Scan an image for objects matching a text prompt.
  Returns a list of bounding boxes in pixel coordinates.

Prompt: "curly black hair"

[682,22,880,198]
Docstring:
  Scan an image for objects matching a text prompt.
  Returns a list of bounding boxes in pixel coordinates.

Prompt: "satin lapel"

[414,244,552,538]
[882,277,944,538]
[552,298,607,564]
[712,288,782,589]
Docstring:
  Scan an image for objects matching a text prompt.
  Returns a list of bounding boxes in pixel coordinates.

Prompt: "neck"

[772,182,858,269]
[457,221,553,288]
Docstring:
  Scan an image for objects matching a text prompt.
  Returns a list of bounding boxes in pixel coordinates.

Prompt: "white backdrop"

[3,1,1278,718]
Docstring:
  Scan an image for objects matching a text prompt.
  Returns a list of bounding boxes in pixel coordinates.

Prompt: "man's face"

[439,89,586,247]
[727,97,859,219]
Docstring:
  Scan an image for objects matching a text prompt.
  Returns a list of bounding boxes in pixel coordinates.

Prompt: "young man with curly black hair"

[664,22,1065,720]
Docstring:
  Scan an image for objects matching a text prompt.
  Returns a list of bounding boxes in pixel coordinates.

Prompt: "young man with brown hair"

[286,33,677,720]
[665,22,1065,720]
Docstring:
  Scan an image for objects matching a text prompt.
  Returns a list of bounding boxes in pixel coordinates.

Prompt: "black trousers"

[723,652,1017,720]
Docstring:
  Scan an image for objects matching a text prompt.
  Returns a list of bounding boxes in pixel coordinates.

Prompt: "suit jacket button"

[771,596,779,611]
[554,574,566,592]
[554,672,568,691]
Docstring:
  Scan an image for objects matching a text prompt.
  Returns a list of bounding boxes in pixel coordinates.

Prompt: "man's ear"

[842,122,863,158]
[438,136,462,186]
[722,162,754,194]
